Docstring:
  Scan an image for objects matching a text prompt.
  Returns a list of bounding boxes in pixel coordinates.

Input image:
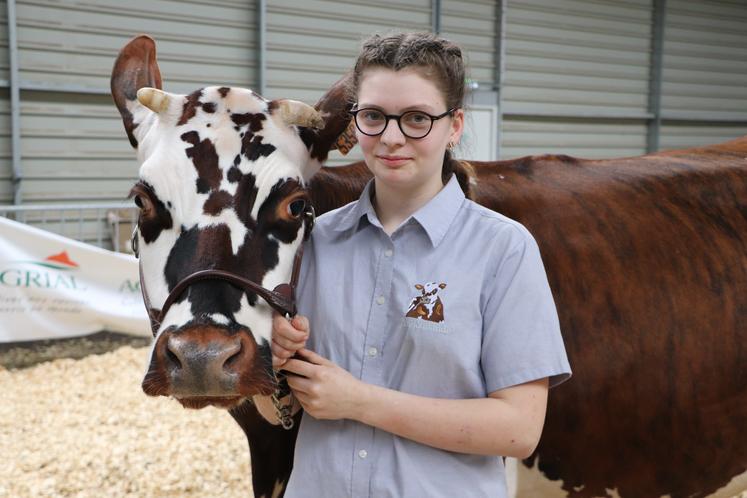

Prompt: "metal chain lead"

[271,368,294,430]
[271,311,296,430]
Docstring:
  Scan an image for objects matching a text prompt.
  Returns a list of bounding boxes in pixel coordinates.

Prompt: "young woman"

[265,32,571,497]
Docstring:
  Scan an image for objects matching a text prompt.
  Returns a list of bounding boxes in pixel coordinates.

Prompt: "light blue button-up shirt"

[285,175,571,498]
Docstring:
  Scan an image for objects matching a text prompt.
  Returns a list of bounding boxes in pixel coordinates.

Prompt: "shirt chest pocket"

[401,316,452,360]
[403,316,449,335]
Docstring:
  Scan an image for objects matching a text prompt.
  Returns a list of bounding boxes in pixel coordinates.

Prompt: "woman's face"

[355,67,463,195]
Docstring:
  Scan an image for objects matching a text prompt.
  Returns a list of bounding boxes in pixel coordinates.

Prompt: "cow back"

[470,137,747,497]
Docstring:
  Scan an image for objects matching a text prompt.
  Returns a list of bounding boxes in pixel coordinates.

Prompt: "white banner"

[0,216,150,342]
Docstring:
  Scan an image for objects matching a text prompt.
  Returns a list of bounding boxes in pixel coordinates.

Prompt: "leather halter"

[133,206,315,337]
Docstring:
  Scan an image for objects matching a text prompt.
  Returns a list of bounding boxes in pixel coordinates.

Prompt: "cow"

[110,35,353,498]
[112,36,747,498]
[405,282,447,322]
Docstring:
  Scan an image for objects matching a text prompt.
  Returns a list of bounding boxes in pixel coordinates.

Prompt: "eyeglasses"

[350,107,456,139]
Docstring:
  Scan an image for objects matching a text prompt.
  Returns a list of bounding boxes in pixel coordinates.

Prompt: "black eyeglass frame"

[349,107,457,139]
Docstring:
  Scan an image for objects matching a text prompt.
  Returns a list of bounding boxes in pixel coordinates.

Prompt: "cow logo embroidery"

[405,282,446,323]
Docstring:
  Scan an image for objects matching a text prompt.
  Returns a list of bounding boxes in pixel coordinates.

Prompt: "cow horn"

[137,87,171,113]
[272,99,324,129]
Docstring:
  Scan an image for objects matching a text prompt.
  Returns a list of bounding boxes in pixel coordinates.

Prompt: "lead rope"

[271,347,295,430]
[268,206,314,430]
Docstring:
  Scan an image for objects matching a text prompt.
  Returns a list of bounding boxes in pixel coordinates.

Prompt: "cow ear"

[415,284,423,290]
[304,72,358,166]
[439,283,447,289]
[111,35,163,149]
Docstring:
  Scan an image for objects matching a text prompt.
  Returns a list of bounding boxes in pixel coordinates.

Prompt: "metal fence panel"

[0,202,138,252]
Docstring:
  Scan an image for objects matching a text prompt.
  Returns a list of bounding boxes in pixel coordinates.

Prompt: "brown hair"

[349,32,475,198]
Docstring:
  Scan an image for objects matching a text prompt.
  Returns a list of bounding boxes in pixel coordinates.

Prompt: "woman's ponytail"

[442,150,476,200]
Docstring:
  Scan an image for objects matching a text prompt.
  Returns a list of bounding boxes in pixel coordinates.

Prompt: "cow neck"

[133,207,315,337]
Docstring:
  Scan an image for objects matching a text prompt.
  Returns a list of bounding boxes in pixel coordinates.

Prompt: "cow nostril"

[165,343,183,370]
[223,342,242,371]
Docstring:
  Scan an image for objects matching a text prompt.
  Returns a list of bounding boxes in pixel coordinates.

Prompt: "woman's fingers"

[286,373,313,394]
[290,315,310,334]
[272,314,308,349]
[282,357,319,378]
[271,313,310,368]
[296,348,332,366]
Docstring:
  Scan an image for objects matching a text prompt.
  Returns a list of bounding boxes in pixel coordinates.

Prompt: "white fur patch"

[507,456,570,498]
[261,233,300,293]
[158,299,194,333]
[139,228,178,312]
[210,313,230,325]
[234,294,273,346]
[508,457,747,498]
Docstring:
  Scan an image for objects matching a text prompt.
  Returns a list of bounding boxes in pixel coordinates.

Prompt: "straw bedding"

[1,340,251,497]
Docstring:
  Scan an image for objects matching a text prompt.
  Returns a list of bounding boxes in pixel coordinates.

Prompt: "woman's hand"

[271,313,309,368]
[281,349,367,421]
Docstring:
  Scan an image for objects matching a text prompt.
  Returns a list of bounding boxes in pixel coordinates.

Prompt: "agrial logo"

[0,250,85,289]
[28,251,80,270]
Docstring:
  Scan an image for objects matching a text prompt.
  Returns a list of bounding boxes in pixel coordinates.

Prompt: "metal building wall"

[500,0,653,159]
[0,1,10,203]
[659,0,747,150]
[265,0,433,166]
[265,0,498,166]
[1,0,746,210]
[441,0,496,87]
[4,0,257,206]
[0,93,10,204]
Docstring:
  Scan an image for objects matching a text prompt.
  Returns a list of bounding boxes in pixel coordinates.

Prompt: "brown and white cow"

[405,282,447,322]
[113,36,747,498]
[111,35,352,498]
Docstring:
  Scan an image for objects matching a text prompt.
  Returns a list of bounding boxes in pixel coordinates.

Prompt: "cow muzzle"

[142,324,274,407]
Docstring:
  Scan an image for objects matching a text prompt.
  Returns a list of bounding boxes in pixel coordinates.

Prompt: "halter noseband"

[132,205,315,337]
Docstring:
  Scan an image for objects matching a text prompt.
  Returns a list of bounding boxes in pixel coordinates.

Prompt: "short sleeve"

[480,224,571,393]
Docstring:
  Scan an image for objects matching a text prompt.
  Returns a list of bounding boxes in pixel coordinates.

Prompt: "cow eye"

[129,186,156,216]
[288,199,306,218]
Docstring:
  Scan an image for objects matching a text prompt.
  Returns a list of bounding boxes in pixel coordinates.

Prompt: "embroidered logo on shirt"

[405,282,447,323]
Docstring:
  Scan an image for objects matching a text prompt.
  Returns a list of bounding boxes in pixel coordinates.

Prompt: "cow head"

[414,282,446,304]
[111,35,352,409]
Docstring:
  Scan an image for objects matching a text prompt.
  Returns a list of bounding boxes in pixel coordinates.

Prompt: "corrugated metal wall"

[441,0,496,87]
[0,0,10,204]
[9,0,257,205]
[0,93,10,204]
[659,0,747,150]
[266,0,432,166]
[500,0,653,158]
[266,0,432,103]
[265,0,498,166]
[0,0,745,212]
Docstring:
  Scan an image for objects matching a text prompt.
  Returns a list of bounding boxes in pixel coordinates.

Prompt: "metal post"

[432,0,441,34]
[6,0,22,204]
[258,0,267,96]
[494,0,507,158]
[647,0,666,153]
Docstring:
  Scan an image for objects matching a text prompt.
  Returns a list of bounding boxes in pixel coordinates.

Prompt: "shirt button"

[368,347,378,357]
[384,249,393,258]
[376,296,386,305]
[358,449,368,459]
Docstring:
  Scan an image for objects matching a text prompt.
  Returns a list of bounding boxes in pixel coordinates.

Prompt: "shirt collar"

[411,174,465,247]
[332,174,466,247]
[333,179,377,232]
